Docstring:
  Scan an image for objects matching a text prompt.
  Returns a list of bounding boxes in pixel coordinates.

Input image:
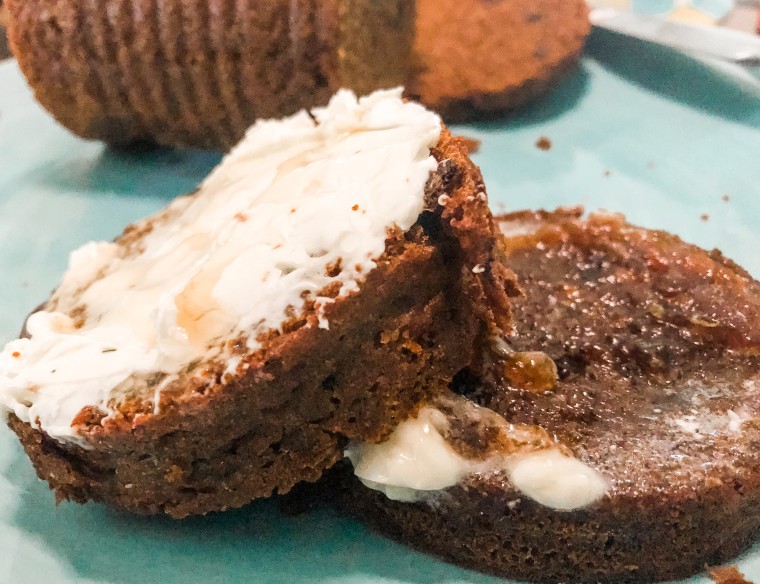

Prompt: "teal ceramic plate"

[2,30,760,584]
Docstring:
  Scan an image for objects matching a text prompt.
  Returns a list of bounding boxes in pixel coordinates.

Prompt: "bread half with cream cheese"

[0,89,513,518]
[334,208,760,582]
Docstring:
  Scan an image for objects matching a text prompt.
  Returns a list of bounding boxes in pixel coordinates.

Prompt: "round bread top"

[467,209,760,500]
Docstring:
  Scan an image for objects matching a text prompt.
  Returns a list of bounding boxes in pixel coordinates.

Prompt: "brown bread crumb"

[535,136,552,151]
[708,565,753,584]
[459,136,481,154]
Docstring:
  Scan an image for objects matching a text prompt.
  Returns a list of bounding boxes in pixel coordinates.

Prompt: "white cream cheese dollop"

[346,406,608,511]
[346,408,468,502]
[0,88,442,444]
[507,450,608,511]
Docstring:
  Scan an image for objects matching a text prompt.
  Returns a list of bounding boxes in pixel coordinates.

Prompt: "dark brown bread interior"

[333,208,760,583]
[7,130,514,518]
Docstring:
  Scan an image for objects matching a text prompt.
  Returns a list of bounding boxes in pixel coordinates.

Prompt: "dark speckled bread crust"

[7,129,515,519]
[333,209,760,583]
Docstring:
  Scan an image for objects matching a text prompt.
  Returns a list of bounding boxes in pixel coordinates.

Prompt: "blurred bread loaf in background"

[410,0,589,121]
[6,0,589,149]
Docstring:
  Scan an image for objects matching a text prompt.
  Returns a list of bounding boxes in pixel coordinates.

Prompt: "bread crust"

[334,208,760,582]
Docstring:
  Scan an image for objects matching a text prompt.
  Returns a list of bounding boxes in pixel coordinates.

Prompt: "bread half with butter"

[334,208,760,583]
[0,89,514,518]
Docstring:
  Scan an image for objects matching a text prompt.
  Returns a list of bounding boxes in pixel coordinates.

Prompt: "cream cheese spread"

[507,450,608,510]
[0,88,441,444]
[346,408,469,503]
[346,404,608,511]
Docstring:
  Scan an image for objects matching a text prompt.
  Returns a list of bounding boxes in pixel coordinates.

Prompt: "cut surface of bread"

[0,90,513,518]
[335,208,760,583]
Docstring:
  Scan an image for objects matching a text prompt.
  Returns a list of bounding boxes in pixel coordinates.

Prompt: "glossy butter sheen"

[0,88,442,445]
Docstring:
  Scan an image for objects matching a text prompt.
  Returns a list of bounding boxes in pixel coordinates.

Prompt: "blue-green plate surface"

[1,31,760,584]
